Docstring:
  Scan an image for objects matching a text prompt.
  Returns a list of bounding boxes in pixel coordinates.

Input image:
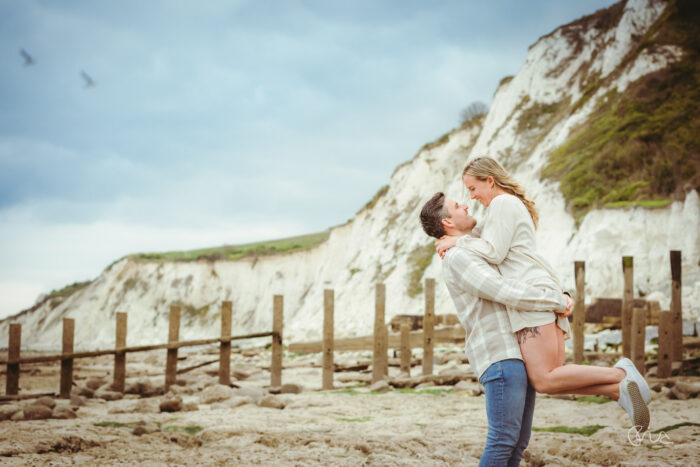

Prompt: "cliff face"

[3,0,699,350]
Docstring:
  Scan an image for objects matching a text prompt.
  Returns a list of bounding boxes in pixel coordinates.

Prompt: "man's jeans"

[478,359,535,467]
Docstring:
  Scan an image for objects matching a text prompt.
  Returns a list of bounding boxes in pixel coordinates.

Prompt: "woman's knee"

[529,374,555,394]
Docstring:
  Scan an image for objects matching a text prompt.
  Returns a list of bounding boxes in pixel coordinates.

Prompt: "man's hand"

[556,293,573,318]
[435,235,458,259]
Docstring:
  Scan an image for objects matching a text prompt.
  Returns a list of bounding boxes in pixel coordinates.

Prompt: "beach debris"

[159,396,183,412]
[199,384,234,404]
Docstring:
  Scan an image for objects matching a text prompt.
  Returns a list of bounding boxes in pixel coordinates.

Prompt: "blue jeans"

[478,359,536,467]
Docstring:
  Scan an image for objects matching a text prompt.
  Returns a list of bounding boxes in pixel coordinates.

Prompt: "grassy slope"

[129,231,330,262]
[541,0,700,219]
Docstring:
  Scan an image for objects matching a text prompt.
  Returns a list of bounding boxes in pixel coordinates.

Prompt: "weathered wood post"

[657,310,673,378]
[271,295,284,387]
[219,301,232,386]
[670,251,683,363]
[622,256,634,358]
[373,283,387,382]
[383,321,389,377]
[631,305,647,375]
[573,262,585,364]
[113,312,127,393]
[423,278,435,376]
[6,323,21,395]
[322,289,334,390]
[60,318,75,398]
[165,305,181,392]
[400,323,411,376]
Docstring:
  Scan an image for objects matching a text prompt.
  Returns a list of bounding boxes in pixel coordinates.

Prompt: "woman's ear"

[487,175,495,188]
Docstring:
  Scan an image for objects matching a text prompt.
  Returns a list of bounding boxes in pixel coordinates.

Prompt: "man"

[420,192,571,467]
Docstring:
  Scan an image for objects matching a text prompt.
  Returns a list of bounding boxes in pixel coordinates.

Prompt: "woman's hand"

[557,294,573,318]
[435,235,458,259]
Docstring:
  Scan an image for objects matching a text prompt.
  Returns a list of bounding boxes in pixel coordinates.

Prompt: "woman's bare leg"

[518,323,625,395]
[548,383,619,400]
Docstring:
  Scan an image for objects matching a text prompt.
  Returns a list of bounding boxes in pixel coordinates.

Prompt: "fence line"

[3,300,281,398]
[2,251,688,397]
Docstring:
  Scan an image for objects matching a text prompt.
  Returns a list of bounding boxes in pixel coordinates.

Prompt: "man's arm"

[444,248,567,312]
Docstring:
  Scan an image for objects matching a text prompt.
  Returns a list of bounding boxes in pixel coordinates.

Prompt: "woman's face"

[463,174,495,207]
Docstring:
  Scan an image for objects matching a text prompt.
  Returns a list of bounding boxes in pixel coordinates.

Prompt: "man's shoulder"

[443,247,480,270]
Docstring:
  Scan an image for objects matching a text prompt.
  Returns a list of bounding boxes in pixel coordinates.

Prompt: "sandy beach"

[1,345,699,466]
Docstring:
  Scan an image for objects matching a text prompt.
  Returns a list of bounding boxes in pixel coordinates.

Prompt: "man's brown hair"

[420,192,448,238]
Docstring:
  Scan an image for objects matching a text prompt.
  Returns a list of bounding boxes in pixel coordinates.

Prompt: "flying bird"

[20,49,35,66]
[80,70,96,88]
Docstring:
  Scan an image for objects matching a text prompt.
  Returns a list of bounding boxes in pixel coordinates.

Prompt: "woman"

[436,156,651,432]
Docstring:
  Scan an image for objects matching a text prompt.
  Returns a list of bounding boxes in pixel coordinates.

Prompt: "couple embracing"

[419,157,651,466]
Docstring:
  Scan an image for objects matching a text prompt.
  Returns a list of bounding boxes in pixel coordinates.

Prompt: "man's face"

[443,198,477,233]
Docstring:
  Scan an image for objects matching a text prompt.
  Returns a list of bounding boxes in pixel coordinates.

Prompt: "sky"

[0,0,618,319]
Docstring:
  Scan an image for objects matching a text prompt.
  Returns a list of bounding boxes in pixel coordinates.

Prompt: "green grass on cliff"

[541,0,700,220]
[131,231,330,262]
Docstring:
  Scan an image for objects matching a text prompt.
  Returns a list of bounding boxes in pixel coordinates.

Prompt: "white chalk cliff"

[2,0,699,350]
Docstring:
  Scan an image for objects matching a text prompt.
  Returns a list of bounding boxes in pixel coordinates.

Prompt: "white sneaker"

[614,358,651,404]
[618,379,650,433]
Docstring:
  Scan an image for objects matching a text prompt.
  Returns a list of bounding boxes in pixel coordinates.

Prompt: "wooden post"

[271,295,283,387]
[631,305,646,375]
[373,283,387,382]
[400,323,411,376]
[383,322,389,377]
[165,306,180,392]
[113,313,127,393]
[423,278,435,376]
[5,323,21,395]
[622,256,634,358]
[219,301,232,386]
[322,289,334,390]
[573,262,585,364]
[657,310,673,378]
[670,251,683,363]
[60,318,75,398]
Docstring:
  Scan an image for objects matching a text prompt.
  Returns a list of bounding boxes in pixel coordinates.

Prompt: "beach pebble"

[70,394,88,407]
[53,406,78,419]
[0,404,21,421]
[651,385,670,401]
[225,396,254,409]
[258,395,285,409]
[199,384,234,404]
[233,386,266,404]
[85,378,106,390]
[668,385,689,400]
[368,380,392,393]
[34,397,56,409]
[75,386,95,398]
[21,404,53,420]
[95,389,123,401]
[674,381,700,398]
[280,383,304,394]
[233,368,252,380]
[454,381,483,396]
[132,421,160,436]
[159,396,183,412]
[132,399,159,413]
[182,401,199,412]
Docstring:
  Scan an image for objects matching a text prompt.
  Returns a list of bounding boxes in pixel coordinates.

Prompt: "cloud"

[0,0,619,317]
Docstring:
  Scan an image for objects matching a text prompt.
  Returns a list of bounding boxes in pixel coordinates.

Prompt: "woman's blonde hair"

[462,156,539,229]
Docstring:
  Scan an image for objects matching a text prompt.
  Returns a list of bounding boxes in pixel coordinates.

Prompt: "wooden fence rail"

[3,299,282,397]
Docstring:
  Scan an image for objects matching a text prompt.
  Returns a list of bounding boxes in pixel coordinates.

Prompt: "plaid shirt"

[442,247,568,379]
